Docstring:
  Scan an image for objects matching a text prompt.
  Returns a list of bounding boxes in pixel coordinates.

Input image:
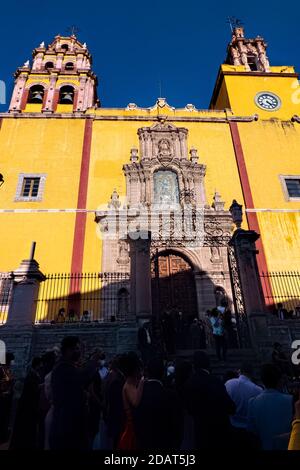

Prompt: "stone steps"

[175,348,261,381]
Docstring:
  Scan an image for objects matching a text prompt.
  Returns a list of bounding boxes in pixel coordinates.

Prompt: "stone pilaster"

[229,229,268,344]
[128,231,152,320]
[7,256,45,326]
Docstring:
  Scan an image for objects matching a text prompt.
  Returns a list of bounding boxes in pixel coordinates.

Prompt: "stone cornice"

[0,112,260,123]
[210,67,299,108]
[222,71,298,78]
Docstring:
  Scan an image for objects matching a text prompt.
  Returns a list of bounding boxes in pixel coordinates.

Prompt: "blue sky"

[0,0,299,111]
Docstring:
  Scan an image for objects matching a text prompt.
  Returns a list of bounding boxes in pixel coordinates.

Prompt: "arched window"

[117,288,129,320]
[45,62,54,70]
[59,85,74,104]
[61,44,69,51]
[28,85,44,104]
[247,54,258,71]
[65,62,75,71]
[153,170,179,205]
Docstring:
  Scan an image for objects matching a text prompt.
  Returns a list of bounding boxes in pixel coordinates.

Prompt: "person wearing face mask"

[49,336,101,450]
[98,353,109,380]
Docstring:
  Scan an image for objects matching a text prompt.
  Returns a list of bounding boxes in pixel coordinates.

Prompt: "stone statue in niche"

[210,246,221,263]
[117,240,130,265]
[158,139,172,157]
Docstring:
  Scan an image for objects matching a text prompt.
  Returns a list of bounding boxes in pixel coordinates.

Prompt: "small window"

[65,62,74,71]
[247,54,258,71]
[15,173,46,201]
[280,175,300,201]
[61,44,69,51]
[285,179,300,198]
[22,177,40,197]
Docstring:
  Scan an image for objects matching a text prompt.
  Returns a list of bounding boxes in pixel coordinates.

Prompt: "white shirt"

[225,375,263,428]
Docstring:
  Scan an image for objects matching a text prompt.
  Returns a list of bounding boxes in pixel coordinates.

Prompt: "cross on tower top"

[66,25,80,37]
[227,16,244,32]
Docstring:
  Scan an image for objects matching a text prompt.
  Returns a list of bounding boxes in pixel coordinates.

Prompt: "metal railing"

[0,273,13,324]
[35,272,130,324]
[260,271,300,315]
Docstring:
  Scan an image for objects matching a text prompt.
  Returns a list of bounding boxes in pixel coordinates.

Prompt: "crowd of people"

[0,335,300,451]
[274,303,300,320]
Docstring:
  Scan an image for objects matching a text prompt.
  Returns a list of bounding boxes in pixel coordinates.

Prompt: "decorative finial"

[212,191,225,211]
[130,147,139,163]
[185,104,196,111]
[229,199,243,228]
[23,60,30,67]
[157,97,166,108]
[189,147,199,163]
[108,189,121,210]
[39,41,45,48]
[82,42,87,48]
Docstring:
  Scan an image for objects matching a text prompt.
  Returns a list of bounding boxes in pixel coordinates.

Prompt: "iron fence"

[35,272,131,324]
[260,271,300,315]
[0,273,13,324]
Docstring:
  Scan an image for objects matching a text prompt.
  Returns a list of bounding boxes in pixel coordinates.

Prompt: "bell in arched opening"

[28,85,45,104]
[45,61,54,70]
[59,85,74,104]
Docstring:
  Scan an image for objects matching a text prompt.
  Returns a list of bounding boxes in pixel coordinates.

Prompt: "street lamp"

[229,199,243,229]
[0,173,4,187]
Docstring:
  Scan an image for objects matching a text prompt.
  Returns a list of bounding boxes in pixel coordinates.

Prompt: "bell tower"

[225,26,270,72]
[9,35,98,113]
[210,26,299,119]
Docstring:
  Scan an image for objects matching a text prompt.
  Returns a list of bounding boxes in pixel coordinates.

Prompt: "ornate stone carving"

[123,122,207,208]
[117,240,130,265]
[226,26,270,72]
[210,246,221,263]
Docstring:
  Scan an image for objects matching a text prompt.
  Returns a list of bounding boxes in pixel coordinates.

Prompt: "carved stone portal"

[95,121,236,323]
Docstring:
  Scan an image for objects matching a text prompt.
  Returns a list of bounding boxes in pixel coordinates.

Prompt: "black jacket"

[134,380,183,450]
[184,369,235,449]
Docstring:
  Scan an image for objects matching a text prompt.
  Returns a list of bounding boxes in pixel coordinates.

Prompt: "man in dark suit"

[102,354,126,449]
[184,351,235,449]
[134,357,183,450]
[49,336,100,450]
[137,321,153,365]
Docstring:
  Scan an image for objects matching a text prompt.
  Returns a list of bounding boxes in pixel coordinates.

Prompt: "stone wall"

[0,322,138,378]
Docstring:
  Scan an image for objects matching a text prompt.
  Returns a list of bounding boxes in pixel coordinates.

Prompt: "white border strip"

[246,209,300,213]
[0,208,299,214]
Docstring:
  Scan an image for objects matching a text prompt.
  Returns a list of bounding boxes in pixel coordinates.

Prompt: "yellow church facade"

[0,27,300,326]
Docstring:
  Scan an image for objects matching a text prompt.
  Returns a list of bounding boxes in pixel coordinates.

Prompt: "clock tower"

[210,26,299,120]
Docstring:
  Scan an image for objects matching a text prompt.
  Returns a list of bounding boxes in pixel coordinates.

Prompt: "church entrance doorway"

[151,250,203,351]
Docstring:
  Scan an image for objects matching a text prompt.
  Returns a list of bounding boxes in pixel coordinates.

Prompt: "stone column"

[128,231,152,320]
[7,243,46,325]
[9,73,28,112]
[229,229,268,344]
[42,74,57,113]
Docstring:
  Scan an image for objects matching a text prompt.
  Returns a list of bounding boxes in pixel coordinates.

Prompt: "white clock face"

[255,92,281,111]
